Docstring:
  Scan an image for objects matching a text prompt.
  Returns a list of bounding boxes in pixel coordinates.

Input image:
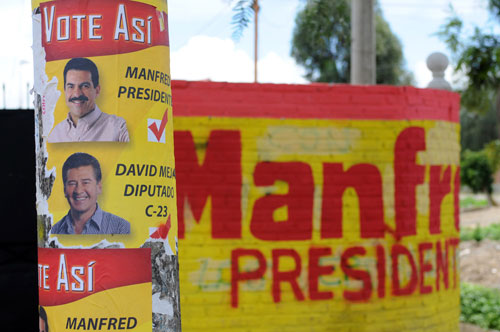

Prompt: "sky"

[0,0,495,109]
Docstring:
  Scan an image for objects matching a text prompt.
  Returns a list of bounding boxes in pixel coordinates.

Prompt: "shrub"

[461,223,500,242]
[484,139,500,173]
[461,150,494,195]
[461,283,500,329]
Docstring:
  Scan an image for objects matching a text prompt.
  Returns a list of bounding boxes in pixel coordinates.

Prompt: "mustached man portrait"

[48,57,129,143]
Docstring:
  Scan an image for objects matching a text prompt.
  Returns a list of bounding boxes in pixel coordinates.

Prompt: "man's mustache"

[69,96,89,102]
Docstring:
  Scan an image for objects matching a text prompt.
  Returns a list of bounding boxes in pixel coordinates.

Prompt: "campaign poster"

[32,0,179,330]
[38,248,152,332]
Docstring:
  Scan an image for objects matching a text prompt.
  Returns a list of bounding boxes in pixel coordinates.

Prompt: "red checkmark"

[150,215,171,240]
[148,109,169,141]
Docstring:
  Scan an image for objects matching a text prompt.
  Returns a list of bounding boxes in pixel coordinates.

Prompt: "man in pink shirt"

[48,58,129,143]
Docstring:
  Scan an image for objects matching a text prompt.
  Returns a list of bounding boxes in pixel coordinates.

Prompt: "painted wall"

[172,81,461,332]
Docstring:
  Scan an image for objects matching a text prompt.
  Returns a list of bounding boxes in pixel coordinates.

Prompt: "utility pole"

[31,1,180,331]
[26,82,30,109]
[253,0,259,83]
[350,0,375,85]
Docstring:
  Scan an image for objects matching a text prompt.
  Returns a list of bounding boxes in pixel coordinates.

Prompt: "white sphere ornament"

[426,52,452,90]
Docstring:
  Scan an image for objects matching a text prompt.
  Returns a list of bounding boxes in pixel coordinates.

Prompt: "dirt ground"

[460,202,500,289]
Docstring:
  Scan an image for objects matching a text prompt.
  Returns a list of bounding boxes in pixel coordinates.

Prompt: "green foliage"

[231,0,256,41]
[437,5,500,120]
[489,0,500,22]
[460,108,498,152]
[484,140,500,173]
[460,196,489,209]
[291,0,413,85]
[437,13,463,53]
[291,0,351,82]
[473,224,483,242]
[461,283,500,329]
[458,30,500,114]
[484,223,500,240]
[461,223,500,242]
[374,10,413,85]
[461,150,494,194]
[460,226,477,241]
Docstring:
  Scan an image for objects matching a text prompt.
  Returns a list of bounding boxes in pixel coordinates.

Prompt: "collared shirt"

[48,105,130,143]
[51,205,131,235]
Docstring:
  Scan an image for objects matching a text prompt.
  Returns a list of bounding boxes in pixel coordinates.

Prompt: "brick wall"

[172,81,461,332]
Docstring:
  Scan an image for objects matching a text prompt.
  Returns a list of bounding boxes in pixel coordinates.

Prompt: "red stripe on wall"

[171,81,460,122]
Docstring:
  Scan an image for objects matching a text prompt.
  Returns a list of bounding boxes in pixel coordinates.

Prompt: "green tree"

[461,150,496,205]
[460,107,498,152]
[290,0,413,84]
[438,2,500,139]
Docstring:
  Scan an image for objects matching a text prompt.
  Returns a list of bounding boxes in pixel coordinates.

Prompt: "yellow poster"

[32,0,179,330]
[32,0,177,252]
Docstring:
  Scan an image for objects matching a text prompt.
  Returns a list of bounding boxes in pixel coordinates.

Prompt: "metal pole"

[351,0,375,85]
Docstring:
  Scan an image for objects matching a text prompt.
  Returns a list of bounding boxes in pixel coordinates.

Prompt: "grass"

[461,223,500,242]
[460,196,489,209]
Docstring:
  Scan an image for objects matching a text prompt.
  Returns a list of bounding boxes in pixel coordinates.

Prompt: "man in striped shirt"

[51,152,130,235]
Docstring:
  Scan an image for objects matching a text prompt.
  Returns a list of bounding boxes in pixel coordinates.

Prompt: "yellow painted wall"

[173,82,461,332]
